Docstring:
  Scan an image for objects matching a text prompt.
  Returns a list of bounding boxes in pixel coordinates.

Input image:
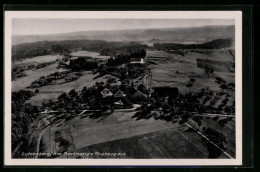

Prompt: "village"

[11,39,236,159]
[37,49,234,136]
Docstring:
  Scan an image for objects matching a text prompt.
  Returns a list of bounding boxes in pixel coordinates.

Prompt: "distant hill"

[12,25,235,46]
[154,38,233,50]
[11,39,148,62]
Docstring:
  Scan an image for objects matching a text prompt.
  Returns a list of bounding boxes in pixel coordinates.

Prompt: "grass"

[70,115,177,150]
[76,134,166,159]
[12,63,67,92]
[146,50,235,93]
[74,125,229,159]
[188,116,235,158]
[14,55,62,65]
[71,51,109,60]
[39,109,230,159]
[26,71,106,106]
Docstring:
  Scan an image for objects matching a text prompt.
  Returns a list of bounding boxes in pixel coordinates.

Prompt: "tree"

[35,89,39,94]
[190,78,196,83]
[186,83,193,88]
[68,89,77,98]
[186,83,193,92]
[137,84,148,94]
[58,93,69,102]
[201,127,227,158]
[224,106,231,116]
[205,66,214,78]
[219,84,228,93]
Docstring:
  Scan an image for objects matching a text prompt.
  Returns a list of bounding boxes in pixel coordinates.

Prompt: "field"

[71,51,110,60]
[37,109,230,159]
[13,48,236,159]
[12,63,68,92]
[14,55,62,65]
[13,51,108,105]
[26,71,107,106]
[188,116,236,157]
[146,50,235,93]
[76,127,212,159]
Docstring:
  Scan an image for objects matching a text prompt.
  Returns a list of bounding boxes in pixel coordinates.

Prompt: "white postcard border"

[4,11,242,166]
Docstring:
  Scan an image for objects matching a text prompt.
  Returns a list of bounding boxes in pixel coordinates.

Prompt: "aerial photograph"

[11,18,236,159]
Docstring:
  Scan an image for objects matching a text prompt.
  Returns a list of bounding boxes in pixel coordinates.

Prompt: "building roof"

[70,56,79,60]
[130,57,145,64]
[114,100,124,105]
[130,58,141,62]
[114,90,126,97]
[101,88,113,97]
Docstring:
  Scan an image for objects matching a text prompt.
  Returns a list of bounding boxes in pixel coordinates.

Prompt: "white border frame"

[4,11,242,166]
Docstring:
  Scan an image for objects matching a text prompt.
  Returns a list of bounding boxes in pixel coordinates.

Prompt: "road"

[194,113,235,118]
[185,122,234,159]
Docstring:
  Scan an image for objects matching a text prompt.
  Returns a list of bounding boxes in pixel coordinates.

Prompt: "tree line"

[153,38,233,51]
[12,39,147,62]
[12,90,39,152]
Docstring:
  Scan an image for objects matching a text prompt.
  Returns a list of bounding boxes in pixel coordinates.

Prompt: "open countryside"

[11,24,235,159]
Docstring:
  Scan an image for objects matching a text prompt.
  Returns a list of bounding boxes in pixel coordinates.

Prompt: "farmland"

[26,71,107,106]
[14,55,62,65]
[71,51,110,60]
[146,50,235,92]
[12,63,68,92]
[11,36,236,160]
[188,116,235,157]
[35,109,229,159]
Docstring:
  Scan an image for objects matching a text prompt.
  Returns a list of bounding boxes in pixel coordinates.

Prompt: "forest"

[12,90,39,151]
[12,39,148,62]
[153,38,233,51]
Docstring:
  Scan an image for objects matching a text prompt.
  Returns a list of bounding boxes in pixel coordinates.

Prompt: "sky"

[12,19,235,35]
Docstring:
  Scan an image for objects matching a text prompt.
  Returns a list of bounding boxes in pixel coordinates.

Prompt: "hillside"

[154,38,233,50]
[12,40,147,62]
[12,25,235,46]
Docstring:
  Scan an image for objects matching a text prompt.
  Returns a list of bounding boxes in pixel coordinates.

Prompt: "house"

[114,100,125,109]
[130,58,145,64]
[113,89,132,109]
[113,89,126,98]
[114,98,132,109]
[126,87,147,103]
[100,88,113,98]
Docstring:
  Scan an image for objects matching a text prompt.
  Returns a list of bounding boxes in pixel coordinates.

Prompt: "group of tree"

[107,49,146,66]
[201,127,227,158]
[28,71,82,88]
[100,44,147,56]
[12,61,56,80]
[153,38,233,51]
[69,57,98,71]
[12,39,147,62]
[12,90,39,152]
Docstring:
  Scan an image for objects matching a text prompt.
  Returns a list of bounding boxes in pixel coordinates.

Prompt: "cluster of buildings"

[98,86,148,109]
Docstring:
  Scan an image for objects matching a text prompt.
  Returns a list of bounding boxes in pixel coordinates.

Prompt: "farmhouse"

[130,57,145,64]
[100,88,113,98]
[113,89,126,98]
[113,89,132,109]
[114,100,125,109]
[125,87,147,103]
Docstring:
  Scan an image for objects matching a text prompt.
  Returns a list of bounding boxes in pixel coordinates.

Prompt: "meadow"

[14,55,62,65]
[12,63,67,92]
[70,51,110,60]
[146,50,235,93]
[38,109,230,159]
[26,71,107,106]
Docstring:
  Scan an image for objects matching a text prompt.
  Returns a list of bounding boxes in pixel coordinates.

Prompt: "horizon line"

[12,24,235,36]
